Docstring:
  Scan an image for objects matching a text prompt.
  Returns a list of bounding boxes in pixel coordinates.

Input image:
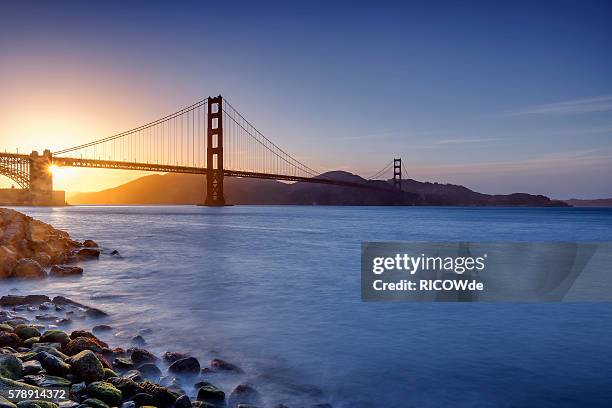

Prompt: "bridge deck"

[52,157,389,191]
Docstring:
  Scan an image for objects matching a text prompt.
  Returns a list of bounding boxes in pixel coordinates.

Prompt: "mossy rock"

[0,354,23,379]
[23,337,40,348]
[81,398,109,408]
[86,381,122,406]
[0,325,14,334]
[196,384,225,405]
[0,395,17,408]
[66,351,104,383]
[16,401,58,408]
[13,325,41,341]
[102,368,118,379]
[38,330,69,346]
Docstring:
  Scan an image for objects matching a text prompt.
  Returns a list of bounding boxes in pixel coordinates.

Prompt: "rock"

[119,402,135,408]
[227,384,261,408]
[174,395,191,408]
[162,351,187,364]
[196,383,225,406]
[0,325,13,333]
[0,395,17,408]
[0,376,47,396]
[40,352,71,376]
[16,401,59,408]
[103,368,117,379]
[124,370,142,382]
[35,314,58,322]
[130,335,146,346]
[0,332,22,348]
[210,358,242,373]
[136,363,161,381]
[50,266,83,277]
[58,402,79,408]
[69,331,106,343]
[82,240,98,248]
[81,398,109,408]
[92,325,112,334]
[0,295,50,306]
[13,325,41,340]
[86,382,122,406]
[0,354,23,379]
[129,348,157,365]
[12,259,45,280]
[23,337,40,348]
[110,250,120,257]
[66,350,105,383]
[31,344,68,360]
[76,248,100,261]
[168,357,200,377]
[139,381,179,407]
[63,337,105,355]
[112,357,134,369]
[107,377,142,400]
[0,246,18,279]
[22,360,42,375]
[126,393,156,407]
[85,308,108,318]
[40,330,70,346]
[22,374,71,388]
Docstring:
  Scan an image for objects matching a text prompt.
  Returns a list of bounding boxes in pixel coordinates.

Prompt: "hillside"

[67,172,568,207]
[564,198,612,207]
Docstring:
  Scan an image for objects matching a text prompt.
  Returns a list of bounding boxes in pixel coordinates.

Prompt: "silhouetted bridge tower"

[0,95,407,205]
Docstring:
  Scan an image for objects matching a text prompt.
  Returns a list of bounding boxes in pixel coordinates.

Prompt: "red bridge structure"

[0,95,406,205]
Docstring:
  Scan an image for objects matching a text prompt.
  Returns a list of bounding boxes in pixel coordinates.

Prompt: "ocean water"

[2,205,612,407]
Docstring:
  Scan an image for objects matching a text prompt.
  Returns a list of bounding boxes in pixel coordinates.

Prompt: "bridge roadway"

[51,156,390,191]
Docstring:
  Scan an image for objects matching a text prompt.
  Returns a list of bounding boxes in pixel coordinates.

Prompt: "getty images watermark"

[361,242,612,301]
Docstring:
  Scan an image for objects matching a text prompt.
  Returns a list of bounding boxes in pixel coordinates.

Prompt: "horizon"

[1,1,611,199]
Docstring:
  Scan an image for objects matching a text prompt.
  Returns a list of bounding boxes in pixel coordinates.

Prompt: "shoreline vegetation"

[0,208,331,408]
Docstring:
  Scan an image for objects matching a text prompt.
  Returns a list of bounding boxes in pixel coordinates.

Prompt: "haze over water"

[2,205,612,407]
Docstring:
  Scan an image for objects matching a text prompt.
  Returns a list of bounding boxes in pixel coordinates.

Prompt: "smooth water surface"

[2,206,612,407]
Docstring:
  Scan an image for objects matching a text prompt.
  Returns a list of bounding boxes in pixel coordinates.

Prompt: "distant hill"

[67,172,568,207]
[564,198,612,207]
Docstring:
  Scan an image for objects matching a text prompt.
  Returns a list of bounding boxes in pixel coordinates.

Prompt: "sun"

[48,164,60,175]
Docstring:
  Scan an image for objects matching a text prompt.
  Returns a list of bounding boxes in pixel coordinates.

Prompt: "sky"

[0,0,611,198]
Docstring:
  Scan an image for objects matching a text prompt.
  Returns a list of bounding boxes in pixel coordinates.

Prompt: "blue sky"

[1,0,611,198]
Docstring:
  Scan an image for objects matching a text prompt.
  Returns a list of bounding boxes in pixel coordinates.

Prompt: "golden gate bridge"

[0,95,407,205]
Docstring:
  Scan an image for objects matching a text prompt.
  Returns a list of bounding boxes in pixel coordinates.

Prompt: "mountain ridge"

[67,171,568,207]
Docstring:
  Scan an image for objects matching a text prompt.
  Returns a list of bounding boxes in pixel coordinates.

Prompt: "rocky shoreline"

[0,210,333,408]
[0,294,323,408]
[0,209,106,280]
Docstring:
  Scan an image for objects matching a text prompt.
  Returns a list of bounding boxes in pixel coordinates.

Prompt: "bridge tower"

[205,95,225,206]
[393,158,402,190]
[29,150,53,205]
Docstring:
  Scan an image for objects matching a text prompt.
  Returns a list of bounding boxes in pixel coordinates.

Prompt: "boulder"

[76,248,100,261]
[39,330,70,346]
[228,384,262,408]
[107,377,142,400]
[81,398,109,408]
[66,350,105,383]
[92,325,112,334]
[136,363,161,381]
[63,337,105,355]
[50,266,83,277]
[210,358,242,373]
[168,357,200,377]
[22,374,71,388]
[129,348,158,365]
[113,357,134,369]
[12,259,45,280]
[174,395,192,408]
[82,240,98,248]
[21,360,42,375]
[13,325,41,340]
[86,382,122,406]
[196,383,225,406]
[0,246,18,279]
[15,401,58,408]
[39,352,71,376]
[0,354,23,379]
[162,351,187,364]
[139,380,179,407]
[0,332,22,348]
